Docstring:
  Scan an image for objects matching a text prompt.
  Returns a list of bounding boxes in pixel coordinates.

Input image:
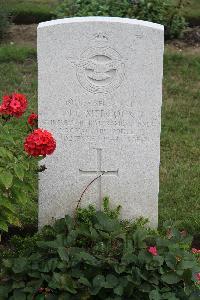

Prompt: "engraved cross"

[79,148,119,204]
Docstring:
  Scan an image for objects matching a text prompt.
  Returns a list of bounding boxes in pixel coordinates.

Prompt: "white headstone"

[38,17,164,228]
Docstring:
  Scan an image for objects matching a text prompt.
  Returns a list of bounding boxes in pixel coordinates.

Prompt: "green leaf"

[13,289,26,300]
[39,258,59,273]
[78,276,91,287]
[57,247,69,262]
[0,285,12,298]
[15,190,28,204]
[149,290,161,300]
[162,292,179,300]
[0,170,13,189]
[95,211,121,232]
[35,295,45,300]
[133,228,148,248]
[75,251,99,266]
[105,274,118,288]
[54,218,67,233]
[161,272,181,284]
[93,275,105,287]
[140,282,151,292]
[23,160,30,171]
[0,220,8,232]
[12,257,28,273]
[114,263,126,274]
[91,275,105,295]
[12,281,25,289]
[2,258,13,268]
[0,196,15,212]
[165,253,177,269]
[50,273,76,294]
[0,147,13,160]
[114,285,123,296]
[178,260,197,270]
[14,164,25,181]
[65,215,74,231]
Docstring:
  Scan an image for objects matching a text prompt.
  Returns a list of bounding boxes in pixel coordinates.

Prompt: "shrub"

[2,1,56,25]
[0,201,199,299]
[55,0,187,39]
[131,0,187,39]
[9,4,56,25]
[56,0,132,18]
[0,8,10,41]
[0,92,56,236]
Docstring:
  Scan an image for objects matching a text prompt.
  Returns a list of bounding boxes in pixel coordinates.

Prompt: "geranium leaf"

[161,272,181,284]
[0,170,13,189]
[14,164,25,181]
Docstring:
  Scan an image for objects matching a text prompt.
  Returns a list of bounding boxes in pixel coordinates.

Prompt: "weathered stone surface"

[37,17,164,227]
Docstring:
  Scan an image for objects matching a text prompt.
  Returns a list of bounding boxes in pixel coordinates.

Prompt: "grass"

[160,51,200,233]
[0,45,36,63]
[0,45,199,234]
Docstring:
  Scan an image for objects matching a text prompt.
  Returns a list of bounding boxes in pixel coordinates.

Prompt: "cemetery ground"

[0,35,199,237]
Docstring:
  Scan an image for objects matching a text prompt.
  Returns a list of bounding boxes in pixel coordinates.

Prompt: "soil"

[166,27,200,54]
[4,24,37,48]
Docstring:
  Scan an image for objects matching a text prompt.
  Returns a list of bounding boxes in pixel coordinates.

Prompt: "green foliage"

[2,0,57,25]
[132,0,187,39]
[55,0,187,39]
[76,197,121,225]
[0,205,199,299]
[0,114,39,234]
[0,45,36,63]
[56,0,132,18]
[0,7,10,41]
[181,0,200,26]
[0,50,38,229]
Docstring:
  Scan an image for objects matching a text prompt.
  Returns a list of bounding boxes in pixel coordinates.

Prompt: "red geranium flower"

[0,93,28,117]
[24,128,56,157]
[148,246,158,256]
[28,112,38,127]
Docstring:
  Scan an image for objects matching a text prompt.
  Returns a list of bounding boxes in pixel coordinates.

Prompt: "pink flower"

[148,246,158,256]
[195,273,200,284]
[192,248,200,254]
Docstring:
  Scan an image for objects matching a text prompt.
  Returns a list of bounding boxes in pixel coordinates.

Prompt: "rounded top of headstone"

[38,16,164,31]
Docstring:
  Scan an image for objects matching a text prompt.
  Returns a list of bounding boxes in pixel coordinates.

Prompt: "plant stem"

[75,171,105,213]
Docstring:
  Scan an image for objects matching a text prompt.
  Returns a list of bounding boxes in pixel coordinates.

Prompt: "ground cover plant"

[0,200,199,299]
